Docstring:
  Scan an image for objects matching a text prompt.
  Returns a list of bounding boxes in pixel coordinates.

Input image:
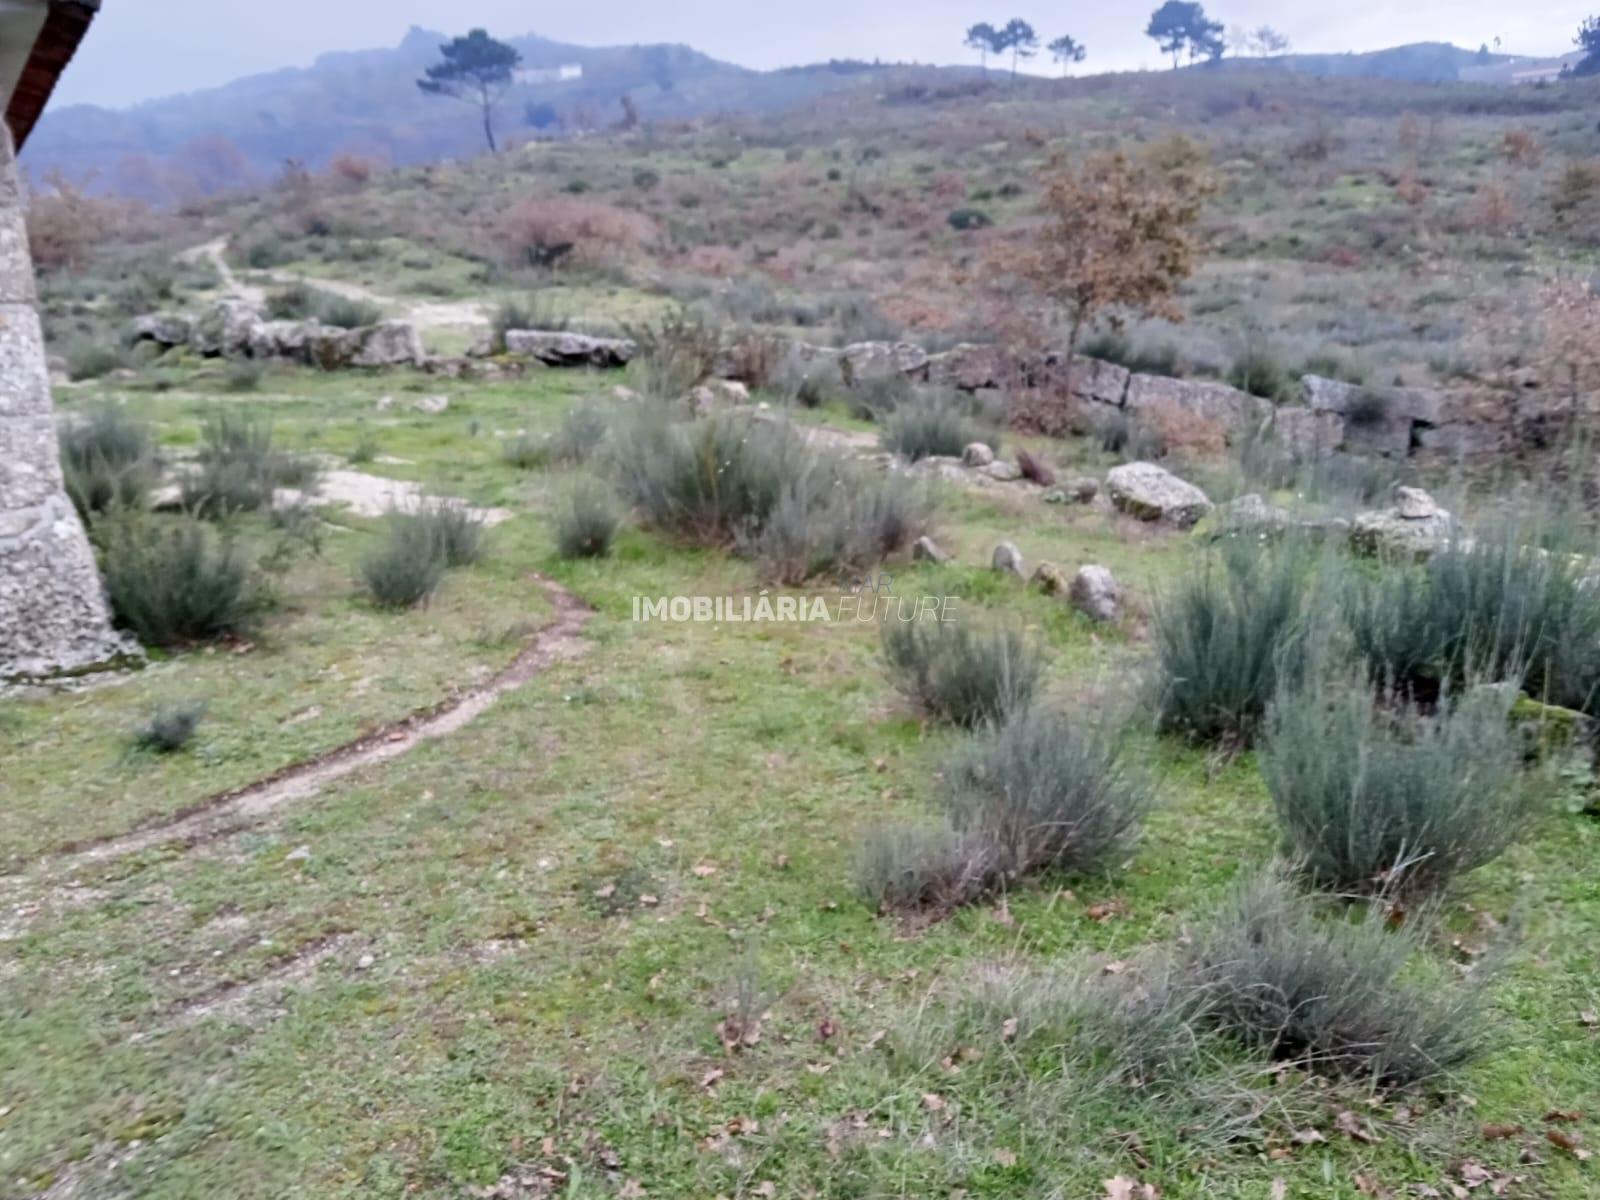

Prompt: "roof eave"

[4,0,99,150]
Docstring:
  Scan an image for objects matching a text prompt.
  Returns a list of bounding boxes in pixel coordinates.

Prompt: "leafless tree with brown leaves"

[990,138,1213,405]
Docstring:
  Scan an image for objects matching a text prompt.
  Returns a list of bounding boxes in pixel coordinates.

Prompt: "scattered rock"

[374,395,394,411]
[1105,462,1213,529]
[412,394,450,415]
[129,312,193,348]
[1350,487,1454,559]
[347,320,426,368]
[1015,447,1056,486]
[284,844,312,863]
[962,441,995,468]
[189,298,264,358]
[1030,562,1069,596]
[1064,475,1100,502]
[710,379,750,404]
[1068,569,1120,624]
[503,329,636,368]
[1070,565,1122,622]
[992,541,1024,578]
[984,460,1023,482]
[912,535,951,564]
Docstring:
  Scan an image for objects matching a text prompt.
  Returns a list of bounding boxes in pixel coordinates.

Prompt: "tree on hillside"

[1048,35,1088,75]
[991,139,1213,407]
[1249,26,1291,56]
[1578,15,1600,75]
[417,29,522,153]
[1146,2,1225,69]
[965,22,1002,73]
[999,19,1040,77]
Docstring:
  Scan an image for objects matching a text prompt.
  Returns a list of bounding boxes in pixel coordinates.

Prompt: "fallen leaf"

[593,883,616,899]
[1543,1109,1583,1123]
[692,863,718,878]
[1001,1017,1019,1043]
[1290,1128,1327,1145]
[1336,1110,1379,1144]
[699,1067,724,1091]
[993,1147,1017,1167]
[921,1093,946,1112]
[1480,1123,1523,1141]
[1546,1128,1590,1158]
[817,1018,838,1041]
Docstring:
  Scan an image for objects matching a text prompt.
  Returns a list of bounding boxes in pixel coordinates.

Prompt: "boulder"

[1299,375,1411,456]
[305,326,358,371]
[1126,374,1271,430]
[189,298,264,358]
[992,541,1024,578]
[983,460,1022,482]
[503,329,636,368]
[1067,357,1131,409]
[1030,561,1070,596]
[912,535,951,564]
[961,441,995,468]
[1350,487,1454,559]
[130,312,192,348]
[925,342,1010,390]
[1069,565,1122,623]
[840,340,930,383]
[348,320,425,368]
[247,318,320,361]
[1106,462,1212,529]
[1272,406,1344,457]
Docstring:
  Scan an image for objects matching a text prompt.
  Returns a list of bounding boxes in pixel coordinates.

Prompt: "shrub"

[946,207,993,230]
[404,497,486,568]
[549,403,609,465]
[609,410,802,544]
[1262,676,1527,896]
[1227,344,1292,402]
[743,468,929,585]
[942,707,1153,881]
[625,308,721,400]
[59,404,156,518]
[1152,537,1321,747]
[265,282,382,328]
[490,293,567,351]
[852,821,992,912]
[553,479,620,559]
[1182,871,1488,1085]
[845,372,913,422]
[64,340,122,382]
[359,516,448,609]
[1082,331,1180,376]
[182,410,318,517]
[1091,407,1165,459]
[880,390,996,461]
[1342,527,1600,713]
[96,513,267,646]
[611,410,927,581]
[131,702,205,754]
[770,349,844,409]
[500,196,654,269]
[224,360,264,392]
[882,613,1041,727]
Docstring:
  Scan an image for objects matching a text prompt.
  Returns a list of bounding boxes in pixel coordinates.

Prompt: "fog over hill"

[19,28,1569,203]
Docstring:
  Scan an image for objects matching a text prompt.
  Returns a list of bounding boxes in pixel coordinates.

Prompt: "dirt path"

[32,577,592,878]
[180,236,264,307]
[182,237,489,332]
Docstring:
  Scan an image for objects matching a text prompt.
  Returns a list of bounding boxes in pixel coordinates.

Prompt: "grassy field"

[4,358,1598,1199]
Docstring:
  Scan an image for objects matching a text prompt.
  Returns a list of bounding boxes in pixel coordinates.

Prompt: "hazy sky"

[56,0,1592,109]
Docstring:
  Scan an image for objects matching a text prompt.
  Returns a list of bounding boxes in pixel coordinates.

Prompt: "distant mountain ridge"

[20,32,1573,202]
[20,26,900,201]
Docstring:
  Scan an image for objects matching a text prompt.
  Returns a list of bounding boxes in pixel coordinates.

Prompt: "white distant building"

[515,63,583,85]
